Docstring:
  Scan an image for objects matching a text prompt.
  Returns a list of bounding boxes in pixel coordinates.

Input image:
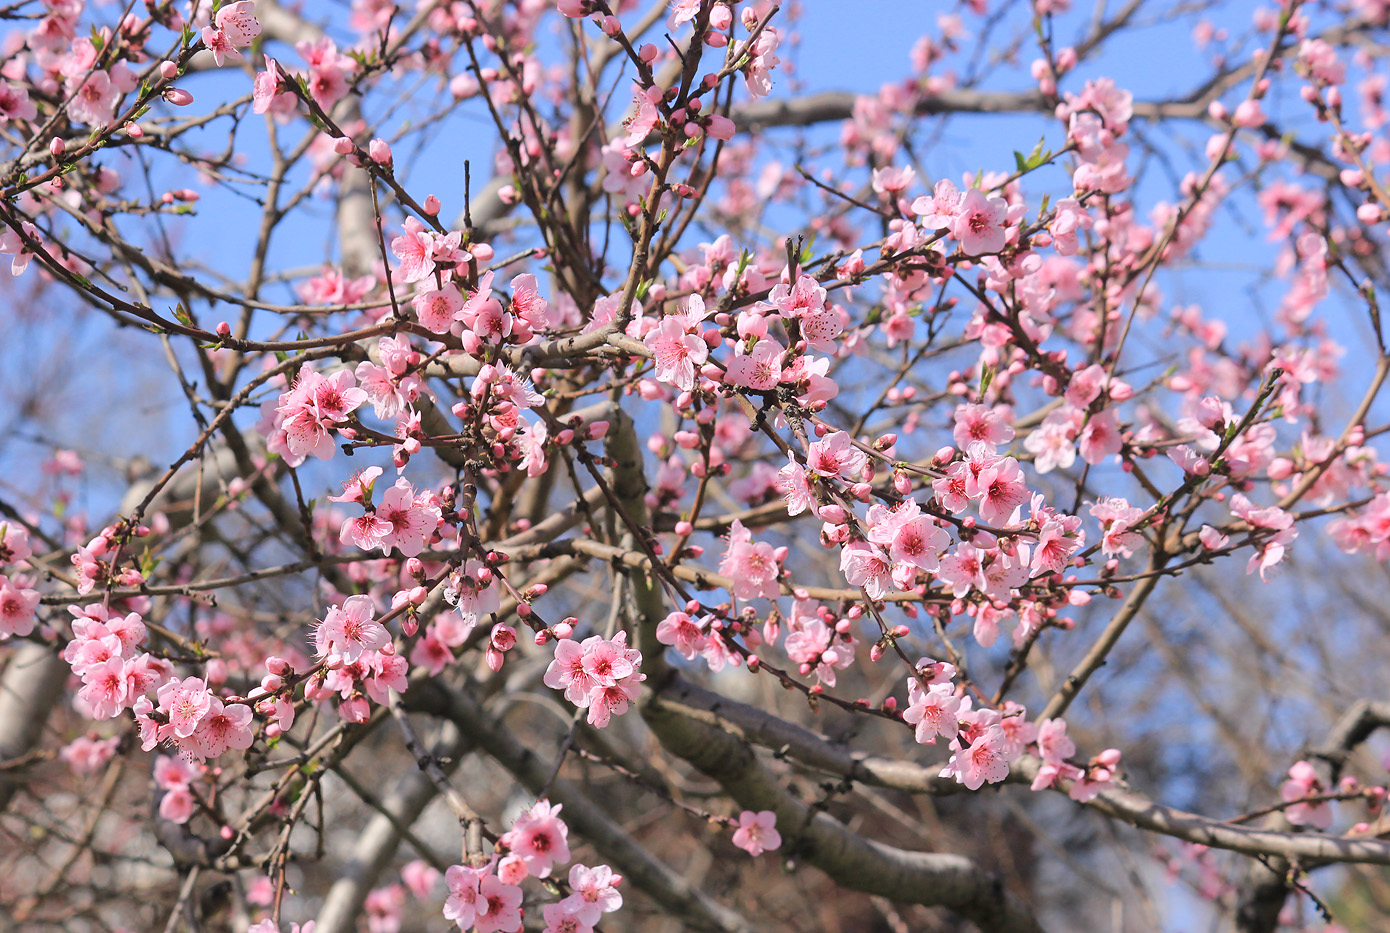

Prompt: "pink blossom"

[912,179,962,229]
[560,863,623,927]
[193,699,255,759]
[743,27,781,98]
[0,521,32,564]
[78,657,128,720]
[645,317,707,392]
[953,402,1015,451]
[1281,760,1333,829]
[500,800,570,878]
[391,218,439,284]
[316,595,389,663]
[376,478,441,557]
[159,784,196,823]
[66,70,119,126]
[774,455,814,516]
[1035,718,1076,764]
[839,541,893,598]
[541,901,593,933]
[1077,409,1123,465]
[442,865,485,930]
[941,724,1011,790]
[401,860,441,898]
[215,1,262,46]
[0,576,39,638]
[157,677,214,739]
[953,188,1008,255]
[903,679,961,745]
[412,284,464,334]
[60,734,120,774]
[472,875,523,933]
[964,450,1029,526]
[656,610,706,659]
[805,431,867,481]
[622,89,660,147]
[719,519,781,600]
[731,810,781,856]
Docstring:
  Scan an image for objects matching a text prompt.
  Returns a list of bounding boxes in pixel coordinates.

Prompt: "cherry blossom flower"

[805,431,867,481]
[912,179,962,229]
[376,478,441,557]
[442,866,485,930]
[472,875,523,933]
[157,677,214,739]
[840,541,893,598]
[560,863,623,927]
[719,519,781,600]
[501,799,570,878]
[645,317,707,392]
[941,724,1011,790]
[731,810,782,856]
[655,611,707,659]
[622,89,660,147]
[953,402,1015,451]
[1281,760,1334,829]
[0,576,39,638]
[953,188,1008,255]
[903,679,961,745]
[413,284,464,334]
[316,595,389,663]
[774,454,814,516]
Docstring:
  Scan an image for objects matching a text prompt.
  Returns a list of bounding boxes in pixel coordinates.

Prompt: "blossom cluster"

[543,631,646,728]
[443,801,623,933]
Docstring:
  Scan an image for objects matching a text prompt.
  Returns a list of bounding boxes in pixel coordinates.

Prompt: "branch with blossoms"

[5,0,1390,932]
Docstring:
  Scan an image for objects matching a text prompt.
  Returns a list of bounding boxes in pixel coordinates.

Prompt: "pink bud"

[368,137,393,166]
[159,61,179,80]
[1097,748,1123,767]
[470,242,495,261]
[556,0,587,17]
[705,114,735,140]
[216,320,231,337]
[639,43,658,62]
[49,137,65,157]
[163,88,194,106]
[1232,99,1263,127]
[333,136,355,155]
[817,504,847,524]
[485,647,504,671]
[422,194,441,215]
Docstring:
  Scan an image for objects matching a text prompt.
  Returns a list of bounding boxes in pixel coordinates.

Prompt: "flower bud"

[368,137,393,167]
